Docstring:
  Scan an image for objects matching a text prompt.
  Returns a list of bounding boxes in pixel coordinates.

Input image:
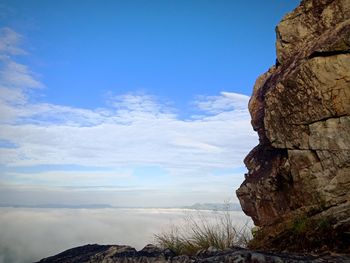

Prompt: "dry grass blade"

[154,209,252,256]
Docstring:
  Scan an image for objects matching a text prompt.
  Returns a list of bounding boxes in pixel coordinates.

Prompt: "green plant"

[292,215,308,234]
[153,225,186,255]
[154,210,252,256]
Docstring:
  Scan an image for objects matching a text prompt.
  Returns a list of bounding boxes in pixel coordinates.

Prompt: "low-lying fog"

[0,207,251,263]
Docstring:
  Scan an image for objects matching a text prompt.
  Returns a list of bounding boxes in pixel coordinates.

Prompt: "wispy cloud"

[0,60,43,89]
[4,169,132,187]
[0,27,257,205]
[0,98,256,169]
[194,91,249,114]
[0,28,26,56]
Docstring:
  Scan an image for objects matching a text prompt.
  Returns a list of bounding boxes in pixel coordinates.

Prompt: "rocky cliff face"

[236,0,350,252]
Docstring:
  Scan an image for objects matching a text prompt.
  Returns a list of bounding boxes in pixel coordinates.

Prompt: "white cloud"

[0,28,44,125]
[194,91,250,114]
[109,93,173,115]
[0,60,43,89]
[4,170,132,187]
[0,28,26,55]
[0,27,257,203]
[0,105,256,170]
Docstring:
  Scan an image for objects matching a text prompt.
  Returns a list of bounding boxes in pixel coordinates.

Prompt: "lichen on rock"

[236,0,350,252]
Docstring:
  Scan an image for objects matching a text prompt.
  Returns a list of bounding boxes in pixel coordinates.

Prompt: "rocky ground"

[37,244,350,263]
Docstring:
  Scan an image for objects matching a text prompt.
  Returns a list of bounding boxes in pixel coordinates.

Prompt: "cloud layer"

[0,207,251,263]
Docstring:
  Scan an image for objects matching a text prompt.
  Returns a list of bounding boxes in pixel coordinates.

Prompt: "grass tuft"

[154,210,252,256]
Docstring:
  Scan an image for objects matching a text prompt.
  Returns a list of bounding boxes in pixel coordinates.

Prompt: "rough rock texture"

[236,0,350,252]
[37,244,350,263]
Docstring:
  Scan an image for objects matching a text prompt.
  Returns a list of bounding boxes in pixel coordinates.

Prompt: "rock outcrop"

[236,0,350,252]
[37,244,350,263]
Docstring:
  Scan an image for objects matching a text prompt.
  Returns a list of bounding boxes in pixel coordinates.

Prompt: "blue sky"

[0,0,299,206]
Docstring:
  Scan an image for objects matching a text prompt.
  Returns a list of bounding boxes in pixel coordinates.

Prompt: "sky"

[0,0,300,207]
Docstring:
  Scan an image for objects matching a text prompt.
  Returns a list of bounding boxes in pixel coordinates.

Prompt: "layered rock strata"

[236,0,350,251]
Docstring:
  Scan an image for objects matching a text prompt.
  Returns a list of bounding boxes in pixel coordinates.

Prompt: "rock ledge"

[37,244,350,263]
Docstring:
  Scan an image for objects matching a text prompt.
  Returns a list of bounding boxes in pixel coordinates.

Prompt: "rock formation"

[36,244,350,263]
[236,0,350,252]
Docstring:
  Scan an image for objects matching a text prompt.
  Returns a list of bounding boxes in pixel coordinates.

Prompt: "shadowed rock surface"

[236,0,350,252]
[36,244,350,263]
